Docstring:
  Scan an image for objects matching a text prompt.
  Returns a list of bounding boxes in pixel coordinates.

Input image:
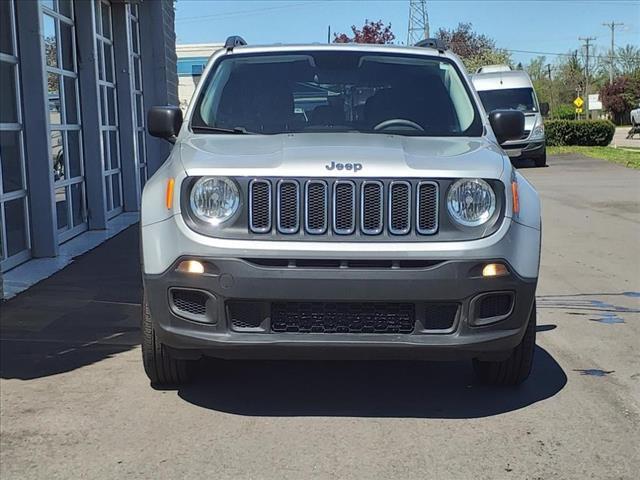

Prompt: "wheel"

[534,151,547,167]
[473,301,536,386]
[141,292,192,386]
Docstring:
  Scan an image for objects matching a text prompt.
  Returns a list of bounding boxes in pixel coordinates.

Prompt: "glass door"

[42,0,87,242]
[94,0,123,218]
[127,3,148,195]
[1,0,30,271]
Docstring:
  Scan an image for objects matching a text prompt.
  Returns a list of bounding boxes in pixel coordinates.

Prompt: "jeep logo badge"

[325,161,362,172]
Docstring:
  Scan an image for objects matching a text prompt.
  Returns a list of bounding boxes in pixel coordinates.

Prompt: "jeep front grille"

[249,180,272,233]
[249,178,439,236]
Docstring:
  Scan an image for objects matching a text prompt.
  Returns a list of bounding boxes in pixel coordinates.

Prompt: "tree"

[527,56,555,108]
[600,75,640,124]
[617,44,640,76]
[555,51,583,104]
[435,22,511,72]
[333,19,395,44]
[527,56,547,82]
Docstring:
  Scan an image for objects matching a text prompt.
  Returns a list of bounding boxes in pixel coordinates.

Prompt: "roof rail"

[414,38,446,53]
[224,35,247,51]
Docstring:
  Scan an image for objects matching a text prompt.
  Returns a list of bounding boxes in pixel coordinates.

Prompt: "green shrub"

[544,120,616,146]
[552,104,576,120]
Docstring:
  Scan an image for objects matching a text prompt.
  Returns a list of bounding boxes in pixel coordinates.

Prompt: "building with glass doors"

[0,0,178,296]
[176,43,221,111]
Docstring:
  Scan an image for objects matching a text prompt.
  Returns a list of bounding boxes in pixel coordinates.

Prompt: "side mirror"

[539,102,550,116]
[148,106,183,142]
[488,110,525,145]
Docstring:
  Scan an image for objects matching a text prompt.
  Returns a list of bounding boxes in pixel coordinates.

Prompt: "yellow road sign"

[575,107,583,114]
[573,97,584,108]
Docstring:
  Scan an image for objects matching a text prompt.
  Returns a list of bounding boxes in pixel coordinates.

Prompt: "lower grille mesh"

[479,293,512,319]
[171,289,207,316]
[271,302,415,334]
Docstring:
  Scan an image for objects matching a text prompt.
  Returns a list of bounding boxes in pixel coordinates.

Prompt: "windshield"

[191,51,482,136]
[477,87,538,113]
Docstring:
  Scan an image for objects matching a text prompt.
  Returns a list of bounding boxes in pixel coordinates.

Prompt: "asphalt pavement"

[1,153,639,480]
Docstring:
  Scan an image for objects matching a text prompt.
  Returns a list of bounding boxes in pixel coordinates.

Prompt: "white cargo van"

[472,67,548,167]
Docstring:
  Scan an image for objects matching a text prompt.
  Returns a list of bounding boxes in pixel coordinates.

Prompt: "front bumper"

[502,139,545,159]
[145,258,537,361]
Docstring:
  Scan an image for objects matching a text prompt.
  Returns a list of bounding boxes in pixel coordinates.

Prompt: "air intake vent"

[305,180,328,234]
[417,181,438,234]
[333,181,356,234]
[361,181,383,234]
[271,302,415,333]
[171,289,207,316]
[249,180,271,233]
[478,293,513,319]
[423,303,458,330]
[277,180,300,233]
[389,181,411,234]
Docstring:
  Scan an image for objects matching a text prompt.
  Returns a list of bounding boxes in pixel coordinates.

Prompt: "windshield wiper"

[191,125,255,135]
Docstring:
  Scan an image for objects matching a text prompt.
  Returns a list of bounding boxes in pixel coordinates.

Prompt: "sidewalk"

[0,226,141,380]
[610,126,640,148]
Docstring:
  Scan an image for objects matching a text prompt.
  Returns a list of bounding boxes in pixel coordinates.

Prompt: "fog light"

[177,260,204,274]
[482,263,508,277]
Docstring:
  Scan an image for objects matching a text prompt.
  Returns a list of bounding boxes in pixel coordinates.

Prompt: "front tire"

[141,292,192,386]
[534,151,547,167]
[473,301,536,386]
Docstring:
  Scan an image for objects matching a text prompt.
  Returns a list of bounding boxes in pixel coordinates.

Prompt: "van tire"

[141,292,192,387]
[472,302,536,386]
[534,151,547,167]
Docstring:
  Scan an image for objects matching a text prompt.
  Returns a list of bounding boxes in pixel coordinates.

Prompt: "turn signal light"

[511,180,519,215]
[482,263,509,277]
[165,178,175,210]
[177,260,205,274]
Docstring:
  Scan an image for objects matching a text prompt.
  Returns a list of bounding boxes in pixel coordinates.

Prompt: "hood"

[178,132,506,179]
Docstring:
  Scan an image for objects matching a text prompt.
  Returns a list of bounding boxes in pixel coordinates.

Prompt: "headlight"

[447,178,496,227]
[530,122,545,140]
[190,176,240,225]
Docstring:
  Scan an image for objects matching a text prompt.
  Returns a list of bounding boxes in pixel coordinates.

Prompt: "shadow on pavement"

[0,226,141,380]
[511,158,543,169]
[178,346,566,419]
[1,225,568,419]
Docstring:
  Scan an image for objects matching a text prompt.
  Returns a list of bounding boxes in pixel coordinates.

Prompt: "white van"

[472,67,548,167]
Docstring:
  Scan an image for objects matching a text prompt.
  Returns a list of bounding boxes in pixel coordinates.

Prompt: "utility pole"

[602,21,624,84]
[407,0,429,46]
[579,36,596,119]
[546,64,554,113]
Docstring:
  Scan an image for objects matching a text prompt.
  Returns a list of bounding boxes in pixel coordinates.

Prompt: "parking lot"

[1,153,639,479]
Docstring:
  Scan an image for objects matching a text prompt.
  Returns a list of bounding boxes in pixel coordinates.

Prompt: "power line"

[176,2,320,24]
[603,21,624,84]
[444,44,640,61]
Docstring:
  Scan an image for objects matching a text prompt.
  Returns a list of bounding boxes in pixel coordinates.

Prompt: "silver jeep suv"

[141,37,541,387]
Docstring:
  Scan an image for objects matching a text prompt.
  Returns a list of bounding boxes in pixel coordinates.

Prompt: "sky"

[175,0,640,66]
